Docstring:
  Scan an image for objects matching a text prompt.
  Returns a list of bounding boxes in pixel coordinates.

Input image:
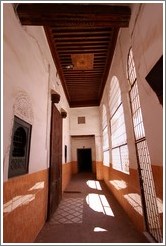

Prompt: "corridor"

[35,172,149,243]
[3,3,163,244]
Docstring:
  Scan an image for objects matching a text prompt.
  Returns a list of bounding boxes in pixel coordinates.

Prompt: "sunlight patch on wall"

[28,181,45,191]
[156,197,163,213]
[124,193,143,215]
[3,194,35,213]
[109,179,127,190]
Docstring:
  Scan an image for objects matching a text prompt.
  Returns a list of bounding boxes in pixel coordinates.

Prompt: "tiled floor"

[34,172,149,243]
[49,198,84,224]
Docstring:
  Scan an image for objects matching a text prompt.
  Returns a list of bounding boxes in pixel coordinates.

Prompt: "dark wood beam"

[16,3,131,27]
[69,99,99,108]
[14,3,131,108]
[98,28,119,101]
[45,27,71,103]
[61,108,67,118]
[51,90,60,103]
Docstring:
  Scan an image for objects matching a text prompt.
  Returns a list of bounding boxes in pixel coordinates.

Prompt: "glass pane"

[103,150,110,166]
[109,76,121,117]
[120,145,129,173]
[102,105,107,129]
[112,148,121,171]
[103,126,109,150]
[130,83,145,140]
[128,49,137,85]
[111,104,127,147]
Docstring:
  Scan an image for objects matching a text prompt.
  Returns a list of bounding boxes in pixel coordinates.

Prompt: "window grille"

[127,48,162,242]
[102,105,110,166]
[8,116,32,178]
[109,76,129,173]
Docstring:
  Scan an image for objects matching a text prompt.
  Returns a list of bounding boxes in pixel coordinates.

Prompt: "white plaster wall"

[3,3,163,183]
[3,4,71,181]
[62,115,71,164]
[100,3,163,168]
[70,107,100,135]
[129,3,163,166]
[100,30,138,169]
[70,107,102,161]
[71,137,95,161]
[95,135,102,162]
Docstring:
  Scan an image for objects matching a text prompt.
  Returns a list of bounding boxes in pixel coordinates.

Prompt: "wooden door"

[47,103,62,220]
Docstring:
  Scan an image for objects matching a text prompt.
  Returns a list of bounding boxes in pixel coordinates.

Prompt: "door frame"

[47,102,62,220]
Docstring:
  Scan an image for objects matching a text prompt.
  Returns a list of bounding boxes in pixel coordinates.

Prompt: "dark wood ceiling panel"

[16,3,131,107]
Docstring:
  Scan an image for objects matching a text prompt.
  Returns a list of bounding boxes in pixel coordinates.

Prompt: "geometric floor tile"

[49,198,84,224]
[35,173,150,243]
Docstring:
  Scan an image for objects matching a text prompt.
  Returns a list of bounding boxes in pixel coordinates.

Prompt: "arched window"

[109,76,129,173]
[8,116,32,178]
[102,105,109,166]
[12,127,26,157]
[127,48,162,242]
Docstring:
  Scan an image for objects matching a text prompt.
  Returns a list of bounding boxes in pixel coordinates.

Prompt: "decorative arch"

[109,76,121,116]
[13,90,34,125]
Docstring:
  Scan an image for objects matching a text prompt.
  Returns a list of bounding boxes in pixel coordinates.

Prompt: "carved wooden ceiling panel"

[16,3,131,107]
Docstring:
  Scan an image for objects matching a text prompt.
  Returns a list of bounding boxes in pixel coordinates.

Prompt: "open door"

[47,103,62,220]
[77,148,92,172]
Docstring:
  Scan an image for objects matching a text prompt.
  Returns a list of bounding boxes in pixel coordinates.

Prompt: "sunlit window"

[102,105,110,166]
[109,76,129,173]
[129,81,145,139]
[103,150,110,166]
[127,48,162,242]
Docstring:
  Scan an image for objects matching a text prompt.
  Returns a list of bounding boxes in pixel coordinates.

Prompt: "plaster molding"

[13,91,34,124]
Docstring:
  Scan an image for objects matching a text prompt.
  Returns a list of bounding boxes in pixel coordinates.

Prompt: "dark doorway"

[47,103,62,220]
[77,148,92,172]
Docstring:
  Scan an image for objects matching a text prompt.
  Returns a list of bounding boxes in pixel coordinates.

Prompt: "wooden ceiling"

[16,3,131,107]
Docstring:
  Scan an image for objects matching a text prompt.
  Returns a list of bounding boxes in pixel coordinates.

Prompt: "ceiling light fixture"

[66,64,74,70]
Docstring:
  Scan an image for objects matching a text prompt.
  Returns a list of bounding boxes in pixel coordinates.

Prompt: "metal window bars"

[128,48,162,242]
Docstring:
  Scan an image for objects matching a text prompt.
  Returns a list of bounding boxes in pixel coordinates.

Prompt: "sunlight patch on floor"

[86,193,114,216]
[86,180,102,190]
[94,227,108,232]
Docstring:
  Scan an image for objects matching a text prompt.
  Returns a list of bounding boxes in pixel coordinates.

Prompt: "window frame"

[109,76,129,173]
[8,116,32,178]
